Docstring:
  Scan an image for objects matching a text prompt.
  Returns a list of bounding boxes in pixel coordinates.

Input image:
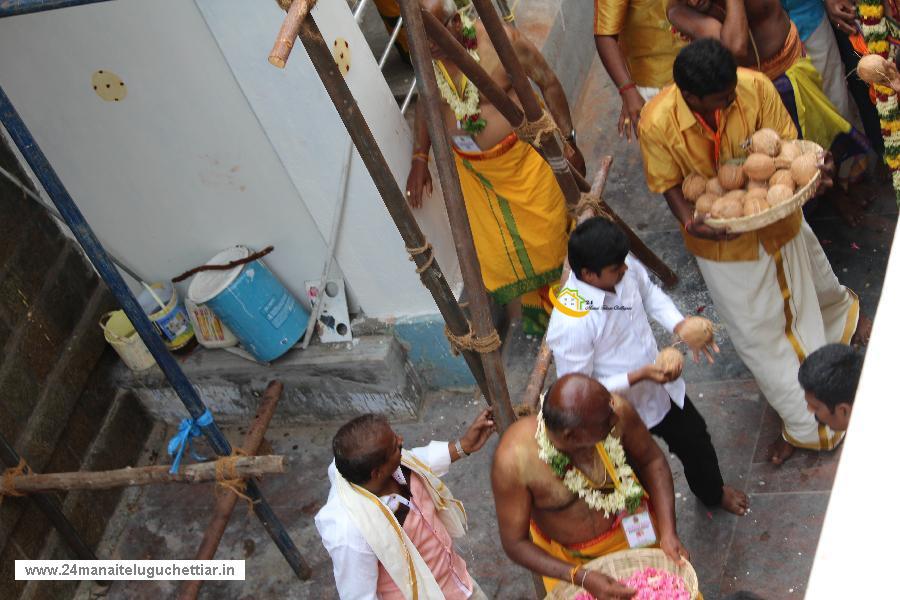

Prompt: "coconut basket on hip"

[682,129,823,234]
[545,548,700,600]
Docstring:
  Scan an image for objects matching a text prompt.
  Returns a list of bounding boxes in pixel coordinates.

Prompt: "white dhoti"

[804,15,864,133]
[696,219,858,449]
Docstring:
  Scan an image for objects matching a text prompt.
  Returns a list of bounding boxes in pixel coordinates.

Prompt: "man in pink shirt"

[316,410,495,599]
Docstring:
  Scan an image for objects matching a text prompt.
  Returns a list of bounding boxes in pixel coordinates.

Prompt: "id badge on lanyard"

[452,134,481,153]
[621,508,657,548]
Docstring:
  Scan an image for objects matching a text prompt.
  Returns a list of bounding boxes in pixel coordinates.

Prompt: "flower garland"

[433,8,486,134]
[535,404,644,518]
[859,0,900,201]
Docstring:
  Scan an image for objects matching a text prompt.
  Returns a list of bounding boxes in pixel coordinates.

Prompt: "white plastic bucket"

[184,298,238,348]
[100,311,156,371]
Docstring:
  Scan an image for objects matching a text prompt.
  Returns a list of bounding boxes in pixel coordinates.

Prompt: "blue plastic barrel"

[187,246,308,362]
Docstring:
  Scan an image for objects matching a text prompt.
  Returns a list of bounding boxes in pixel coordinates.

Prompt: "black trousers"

[649,396,724,507]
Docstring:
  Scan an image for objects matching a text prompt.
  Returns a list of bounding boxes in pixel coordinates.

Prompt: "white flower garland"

[535,404,645,518]
[433,52,480,122]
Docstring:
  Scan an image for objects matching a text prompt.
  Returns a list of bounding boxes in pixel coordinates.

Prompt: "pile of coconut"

[682,129,820,220]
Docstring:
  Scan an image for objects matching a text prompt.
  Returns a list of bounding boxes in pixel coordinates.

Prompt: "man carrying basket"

[637,39,866,464]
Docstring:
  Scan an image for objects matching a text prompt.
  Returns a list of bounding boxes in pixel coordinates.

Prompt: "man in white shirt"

[546,217,748,515]
[315,410,495,599]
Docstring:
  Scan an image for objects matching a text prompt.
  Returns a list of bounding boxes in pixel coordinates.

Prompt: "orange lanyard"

[694,109,723,170]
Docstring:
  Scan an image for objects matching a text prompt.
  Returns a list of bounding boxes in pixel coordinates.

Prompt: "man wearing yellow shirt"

[594,0,685,140]
[639,39,862,464]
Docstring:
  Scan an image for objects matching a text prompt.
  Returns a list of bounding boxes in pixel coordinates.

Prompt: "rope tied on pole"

[513,109,558,148]
[444,322,501,355]
[0,458,28,502]
[571,192,614,221]
[214,448,257,512]
[167,409,214,474]
[406,242,436,274]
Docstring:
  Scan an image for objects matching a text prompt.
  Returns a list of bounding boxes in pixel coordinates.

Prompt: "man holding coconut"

[638,39,865,464]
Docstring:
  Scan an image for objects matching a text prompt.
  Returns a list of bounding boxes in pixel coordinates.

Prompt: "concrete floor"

[80,54,898,600]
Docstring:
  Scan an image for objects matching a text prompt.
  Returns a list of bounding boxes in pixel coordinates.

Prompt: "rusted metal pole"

[288,11,496,407]
[521,158,614,411]
[178,381,284,600]
[269,0,317,68]
[398,0,516,431]
[421,10,677,287]
[469,0,581,205]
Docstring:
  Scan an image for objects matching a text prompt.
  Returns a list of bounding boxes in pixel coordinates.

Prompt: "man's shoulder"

[495,415,538,460]
[315,492,368,551]
[737,67,778,97]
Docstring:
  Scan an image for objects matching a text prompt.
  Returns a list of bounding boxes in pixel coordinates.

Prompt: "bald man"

[492,374,689,598]
[405,0,579,335]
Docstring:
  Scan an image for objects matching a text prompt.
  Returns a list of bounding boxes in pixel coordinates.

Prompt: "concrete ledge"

[114,334,424,424]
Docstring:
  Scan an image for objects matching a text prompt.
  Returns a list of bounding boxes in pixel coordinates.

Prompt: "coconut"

[717,163,746,190]
[677,316,715,348]
[743,153,776,182]
[857,54,891,86]
[743,195,770,216]
[711,193,744,219]
[791,153,819,187]
[655,347,684,376]
[745,187,768,201]
[749,128,782,157]
[747,179,768,191]
[768,169,795,192]
[682,173,708,203]
[706,177,725,196]
[776,141,803,169]
[694,193,717,217]
[767,184,794,205]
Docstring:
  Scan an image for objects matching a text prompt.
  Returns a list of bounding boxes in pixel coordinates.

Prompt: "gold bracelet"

[412,152,429,163]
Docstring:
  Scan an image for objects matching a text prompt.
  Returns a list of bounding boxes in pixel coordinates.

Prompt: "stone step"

[114,334,424,425]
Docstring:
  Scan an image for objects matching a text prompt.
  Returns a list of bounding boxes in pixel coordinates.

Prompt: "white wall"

[0,0,461,319]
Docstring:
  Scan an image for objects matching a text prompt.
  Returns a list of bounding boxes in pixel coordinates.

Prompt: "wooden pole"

[0,456,285,495]
[397,0,516,431]
[268,0,317,69]
[420,10,677,287]
[178,381,284,600]
[289,12,499,410]
[0,433,97,561]
[468,0,582,205]
[521,158,614,411]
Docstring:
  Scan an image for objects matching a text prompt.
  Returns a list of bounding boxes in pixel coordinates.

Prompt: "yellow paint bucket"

[100,311,157,371]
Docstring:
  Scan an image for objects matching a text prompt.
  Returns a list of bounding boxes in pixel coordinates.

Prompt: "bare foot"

[851,313,873,348]
[830,188,865,227]
[768,437,795,466]
[720,485,749,516]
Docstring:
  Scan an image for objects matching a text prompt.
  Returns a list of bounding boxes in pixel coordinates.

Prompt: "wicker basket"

[704,140,823,233]
[545,548,700,600]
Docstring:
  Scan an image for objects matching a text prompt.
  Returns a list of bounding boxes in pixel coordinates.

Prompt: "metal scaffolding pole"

[0,85,311,581]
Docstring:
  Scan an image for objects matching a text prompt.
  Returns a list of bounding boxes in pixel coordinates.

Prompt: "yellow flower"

[860,4,884,18]
[886,155,900,169]
[870,40,890,53]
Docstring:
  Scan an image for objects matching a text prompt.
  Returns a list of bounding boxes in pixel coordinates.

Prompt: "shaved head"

[542,374,615,452]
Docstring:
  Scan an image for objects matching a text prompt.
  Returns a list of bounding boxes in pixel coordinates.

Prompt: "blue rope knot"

[167,409,213,474]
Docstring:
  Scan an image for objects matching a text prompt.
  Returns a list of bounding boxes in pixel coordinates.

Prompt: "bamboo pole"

[287,11,501,415]
[521,158,614,411]
[0,433,97,561]
[419,10,677,288]
[397,0,515,431]
[0,456,285,495]
[268,0,317,68]
[178,381,284,600]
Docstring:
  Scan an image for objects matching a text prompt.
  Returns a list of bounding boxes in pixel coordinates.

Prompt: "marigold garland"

[859,0,900,202]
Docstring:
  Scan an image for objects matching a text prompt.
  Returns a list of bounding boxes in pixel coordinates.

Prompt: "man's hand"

[825,0,857,35]
[674,319,720,364]
[459,408,495,455]
[583,570,636,600]
[685,214,739,241]
[405,159,432,209]
[636,365,671,384]
[618,88,645,141]
[814,151,835,198]
[660,533,690,565]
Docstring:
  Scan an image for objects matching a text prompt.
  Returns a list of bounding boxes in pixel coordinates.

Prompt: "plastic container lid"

[188,245,251,304]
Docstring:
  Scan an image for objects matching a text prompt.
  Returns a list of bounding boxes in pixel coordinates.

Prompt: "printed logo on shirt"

[549,285,592,318]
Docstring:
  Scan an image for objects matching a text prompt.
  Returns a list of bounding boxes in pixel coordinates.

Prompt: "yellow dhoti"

[453,134,569,334]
